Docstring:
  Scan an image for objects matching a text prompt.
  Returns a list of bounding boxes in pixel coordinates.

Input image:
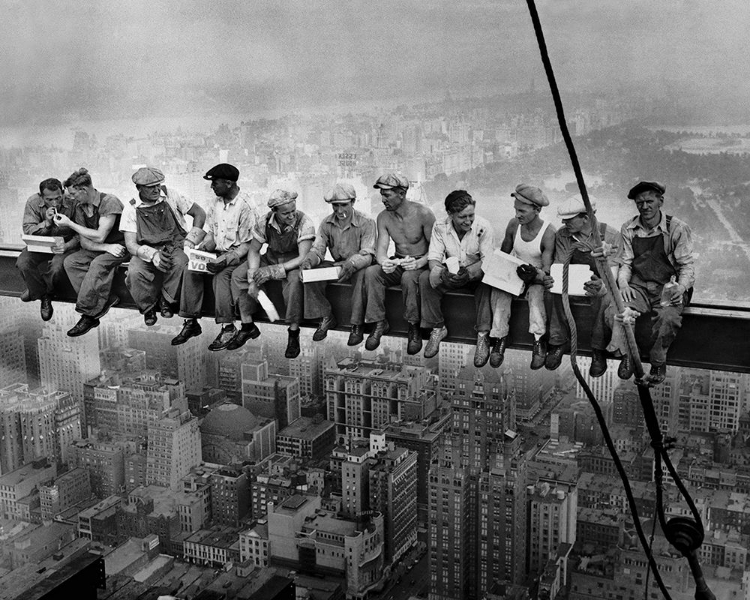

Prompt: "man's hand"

[400,256,417,271]
[591,242,617,259]
[542,274,554,290]
[206,255,227,274]
[337,262,356,282]
[668,283,686,304]
[253,266,272,285]
[153,251,171,272]
[381,258,397,274]
[451,267,470,288]
[583,275,606,297]
[53,213,72,228]
[106,244,127,258]
[45,207,57,225]
[247,281,260,299]
[429,266,444,289]
[619,282,636,303]
[184,239,196,251]
[51,238,66,254]
[516,264,538,284]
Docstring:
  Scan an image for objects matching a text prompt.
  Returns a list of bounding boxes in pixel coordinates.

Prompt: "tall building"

[526,480,577,577]
[504,350,554,423]
[241,358,301,430]
[0,307,26,388]
[324,357,437,445]
[39,466,91,520]
[574,356,619,405]
[146,408,201,490]
[438,341,472,395]
[68,438,126,499]
[429,366,527,600]
[216,341,267,402]
[289,337,323,399]
[128,323,206,393]
[678,368,747,433]
[210,466,250,527]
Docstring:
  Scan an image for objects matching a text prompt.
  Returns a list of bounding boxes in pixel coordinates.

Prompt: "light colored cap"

[267,189,298,208]
[557,194,597,219]
[511,183,549,207]
[131,167,165,186]
[324,183,357,202]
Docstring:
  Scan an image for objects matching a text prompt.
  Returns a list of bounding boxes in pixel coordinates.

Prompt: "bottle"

[661,275,680,307]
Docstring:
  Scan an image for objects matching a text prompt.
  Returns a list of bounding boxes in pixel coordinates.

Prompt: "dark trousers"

[627,281,685,366]
[548,293,610,350]
[231,259,303,325]
[126,251,188,313]
[179,264,238,324]
[16,248,75,301]
[64,249,128,317]
[304,262,366,324]
[364,264,424,324]
[418,271,493,331]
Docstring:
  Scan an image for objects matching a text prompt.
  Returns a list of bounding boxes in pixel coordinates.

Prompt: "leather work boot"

[171,319,202,345]
[348,324,364,346]
[285,328,301,359]
[474,332,491,367]
[67,315,100,337]
[313,314,337,342]
[490,336,508,368]
[545,343,569,371]
[226,323,261,350]
[617,354,634,380]
[648,364,667,386]
[208,325,237,352]
[589,349,608,378]
[424,326,448,359]
[365,320,390,351]
[159,296,174,318]
[144,307,158,326]
[406,322,422,355]
[530,339,547,370]
[40,296,54,321]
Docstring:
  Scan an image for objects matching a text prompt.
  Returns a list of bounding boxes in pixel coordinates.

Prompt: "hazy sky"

[2,0,749,126]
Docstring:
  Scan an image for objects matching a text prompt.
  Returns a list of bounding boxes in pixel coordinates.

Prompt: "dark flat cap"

[511,183,549,207]
[627,181,666,200]
[204,163,239,182]
[374,172,409,190]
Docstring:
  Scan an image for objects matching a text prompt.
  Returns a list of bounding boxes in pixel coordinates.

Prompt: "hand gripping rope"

[523,1,715,598]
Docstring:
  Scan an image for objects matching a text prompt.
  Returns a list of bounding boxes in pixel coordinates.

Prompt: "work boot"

[530,339,547,370]
[313,314,337,342]
[424,326,448,359]
[171,319,202,345]
[365,320,390,351]
[490,336,507,368]
[618,354,634,380]
[159,296,174,319]
[648,364,667,386]
[20,289,32,302]
[144,307,158,326]
[95,294,120,320]
[67,315,100,337]
[407,322,422,355]
[285,328,301,359]
[226,323,261,350]
[348,324,364,346]
[40,296,53,321]
[474,332,490,367]
[545,342,569,371]
[589,349,608,378]
[208,324,237,352]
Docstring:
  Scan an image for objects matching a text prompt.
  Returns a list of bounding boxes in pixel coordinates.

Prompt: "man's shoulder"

[410,202,435,220]
[25,193,41,207]
[665,213,691,231]
[99,192,123,208]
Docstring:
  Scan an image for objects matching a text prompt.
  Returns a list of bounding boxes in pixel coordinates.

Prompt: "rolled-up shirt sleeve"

[427,223,447,263]
[307,224,331,266]
[617,225,635,286]
[348,218,377,270]
[671,222,695,290]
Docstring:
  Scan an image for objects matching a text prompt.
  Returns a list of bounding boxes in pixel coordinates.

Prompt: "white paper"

[22,234,63,254]
[481,250,527,296]
[301,266,341,283]
[550,263,593,296]
[257,290,280,322]
[187,248,217,273]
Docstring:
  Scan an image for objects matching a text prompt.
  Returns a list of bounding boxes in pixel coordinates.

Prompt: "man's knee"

[364,264,384,285]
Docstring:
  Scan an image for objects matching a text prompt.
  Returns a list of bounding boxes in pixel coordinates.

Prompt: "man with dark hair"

[363,172,435,353]
[419,190,494,364]
[545,195,622,377]
[171,163,259,351]
[52,168,127,336]
[489,184,555,369]
[614,181,694,385]
[17,178,79,321]
[120,167,206,326]
[299,183,376,343]
[229,189,314,358]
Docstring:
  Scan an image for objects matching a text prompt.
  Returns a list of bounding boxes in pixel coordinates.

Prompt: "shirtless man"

[361,173,436,354]
[489,184,556,369]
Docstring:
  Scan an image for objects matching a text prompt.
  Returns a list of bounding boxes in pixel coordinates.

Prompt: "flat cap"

[324,183,357,203]
[557,194,597,219]
[204,163,239,182]
[267,189,298,209]
[511,183,549,207]
[373,172,409,190]
[132,167,165,186]
[627,181,666,200]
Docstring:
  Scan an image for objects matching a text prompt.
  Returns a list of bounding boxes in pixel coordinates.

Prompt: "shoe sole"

[171,329,202,346]
[67,320,100,337]
[365,323,390,351]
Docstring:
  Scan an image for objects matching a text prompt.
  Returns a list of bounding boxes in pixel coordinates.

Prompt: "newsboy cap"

[627,181,666,200]
[511,183,549,207]
[557,194,597,219]
[324,183,357,203]
[373,172,409,190]
[267,189,298,209]
[132,167,165,186]
[204,163,239,182]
